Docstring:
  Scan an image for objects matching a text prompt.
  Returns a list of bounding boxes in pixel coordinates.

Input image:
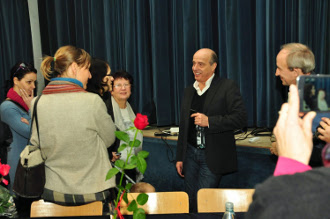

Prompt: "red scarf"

[6,88,29,112]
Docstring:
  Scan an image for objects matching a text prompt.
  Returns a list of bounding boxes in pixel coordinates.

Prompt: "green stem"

[114,128,139,216]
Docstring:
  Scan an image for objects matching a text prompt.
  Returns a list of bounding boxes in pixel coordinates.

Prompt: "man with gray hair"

[275,43,315,86]
[271,43,316,155]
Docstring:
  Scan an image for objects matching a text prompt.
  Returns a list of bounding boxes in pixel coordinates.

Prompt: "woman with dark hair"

[86,58,121,162]
[0,62,37,192]
[86,58,111,96]
[87,60,143,184]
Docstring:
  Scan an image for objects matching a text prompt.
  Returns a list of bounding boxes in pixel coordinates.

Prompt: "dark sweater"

[246,166,330,218]
[187,90,209,147]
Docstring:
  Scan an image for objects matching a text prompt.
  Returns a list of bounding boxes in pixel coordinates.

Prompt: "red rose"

[0,163,10,177]
[0,162,10,185]
[134,113,149,130]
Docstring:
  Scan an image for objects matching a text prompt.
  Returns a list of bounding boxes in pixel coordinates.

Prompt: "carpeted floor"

[142,137,276,192]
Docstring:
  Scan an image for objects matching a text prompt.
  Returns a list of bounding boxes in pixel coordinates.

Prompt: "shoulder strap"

[29,95,42,149]
[5,99,29,113]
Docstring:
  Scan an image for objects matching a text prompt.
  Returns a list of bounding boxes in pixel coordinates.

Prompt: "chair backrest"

[30,199,103,217]
[197,188,255,213]
[120,191,189,214]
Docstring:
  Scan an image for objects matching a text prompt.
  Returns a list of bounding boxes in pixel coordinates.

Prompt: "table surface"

[124,212,245,218]
[28,212,245,219]
[143,127,273,149]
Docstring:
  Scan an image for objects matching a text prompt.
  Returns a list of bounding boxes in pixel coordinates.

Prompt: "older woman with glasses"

[0,62,37,192]
[109,71,143,182]
[87,60,143,184]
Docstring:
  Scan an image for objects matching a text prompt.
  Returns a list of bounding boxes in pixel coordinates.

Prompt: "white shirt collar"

[193,74,215,96]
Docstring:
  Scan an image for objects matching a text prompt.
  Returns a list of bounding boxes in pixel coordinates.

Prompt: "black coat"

[176,76,247,175]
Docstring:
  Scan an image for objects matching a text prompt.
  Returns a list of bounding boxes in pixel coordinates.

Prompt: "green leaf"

[118,143,128,152]
[127,200,138,212]
[129,140,141,147]
[115,159,125,168]
[124,163,137,170]
[105,168,119,180]
[136,157,147,174]
[130,155,137,165]
[133,208,146,219]
[137,150,149,159]
[115,131,130,143]
[117,184,125,191]
[136,193,148,205]
[123,192,128,204]
[125,183,133,191]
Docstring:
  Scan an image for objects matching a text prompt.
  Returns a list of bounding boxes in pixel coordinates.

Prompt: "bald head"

[130,182,156,193]
[195,48,218,66]
[192,48,218,84]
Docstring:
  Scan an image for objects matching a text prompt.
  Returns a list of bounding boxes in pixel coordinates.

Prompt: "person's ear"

[72,62,78,74]
[211,63,217,73]
[68,62,78,77]
[293,70,298,78]
[293,68,303,77]
[13,77,19,86]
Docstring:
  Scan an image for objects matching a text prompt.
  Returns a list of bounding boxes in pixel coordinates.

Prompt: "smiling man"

[176,48,247,212]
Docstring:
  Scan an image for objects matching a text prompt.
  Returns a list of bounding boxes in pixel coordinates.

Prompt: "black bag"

[0,120,11,146]
[13,95,45,198]
[0,100,13,147]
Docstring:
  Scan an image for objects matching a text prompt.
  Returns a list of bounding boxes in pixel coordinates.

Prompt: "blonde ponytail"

[40,56,54,81]
[41,45,91,81]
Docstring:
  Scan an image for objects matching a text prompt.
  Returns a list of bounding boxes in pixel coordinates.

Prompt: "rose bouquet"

[106,113,150,219]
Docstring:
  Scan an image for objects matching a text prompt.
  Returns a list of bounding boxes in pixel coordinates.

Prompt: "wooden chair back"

[120,191,189,214]
[197,188,255,213]
[30,199,103,217]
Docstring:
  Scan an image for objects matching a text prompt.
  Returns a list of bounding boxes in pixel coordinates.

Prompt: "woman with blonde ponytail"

[29,45,116,206]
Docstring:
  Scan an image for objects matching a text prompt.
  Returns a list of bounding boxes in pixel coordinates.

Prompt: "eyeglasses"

[13,63,27,76]
[113,84,131,89]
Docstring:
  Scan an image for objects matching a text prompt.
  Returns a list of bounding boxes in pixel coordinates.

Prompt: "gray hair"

[281,43,315,74]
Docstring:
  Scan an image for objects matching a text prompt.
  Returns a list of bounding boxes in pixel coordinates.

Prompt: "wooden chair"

[120,191,189,214]
[197,188,255,213]
[30,199,103,217]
